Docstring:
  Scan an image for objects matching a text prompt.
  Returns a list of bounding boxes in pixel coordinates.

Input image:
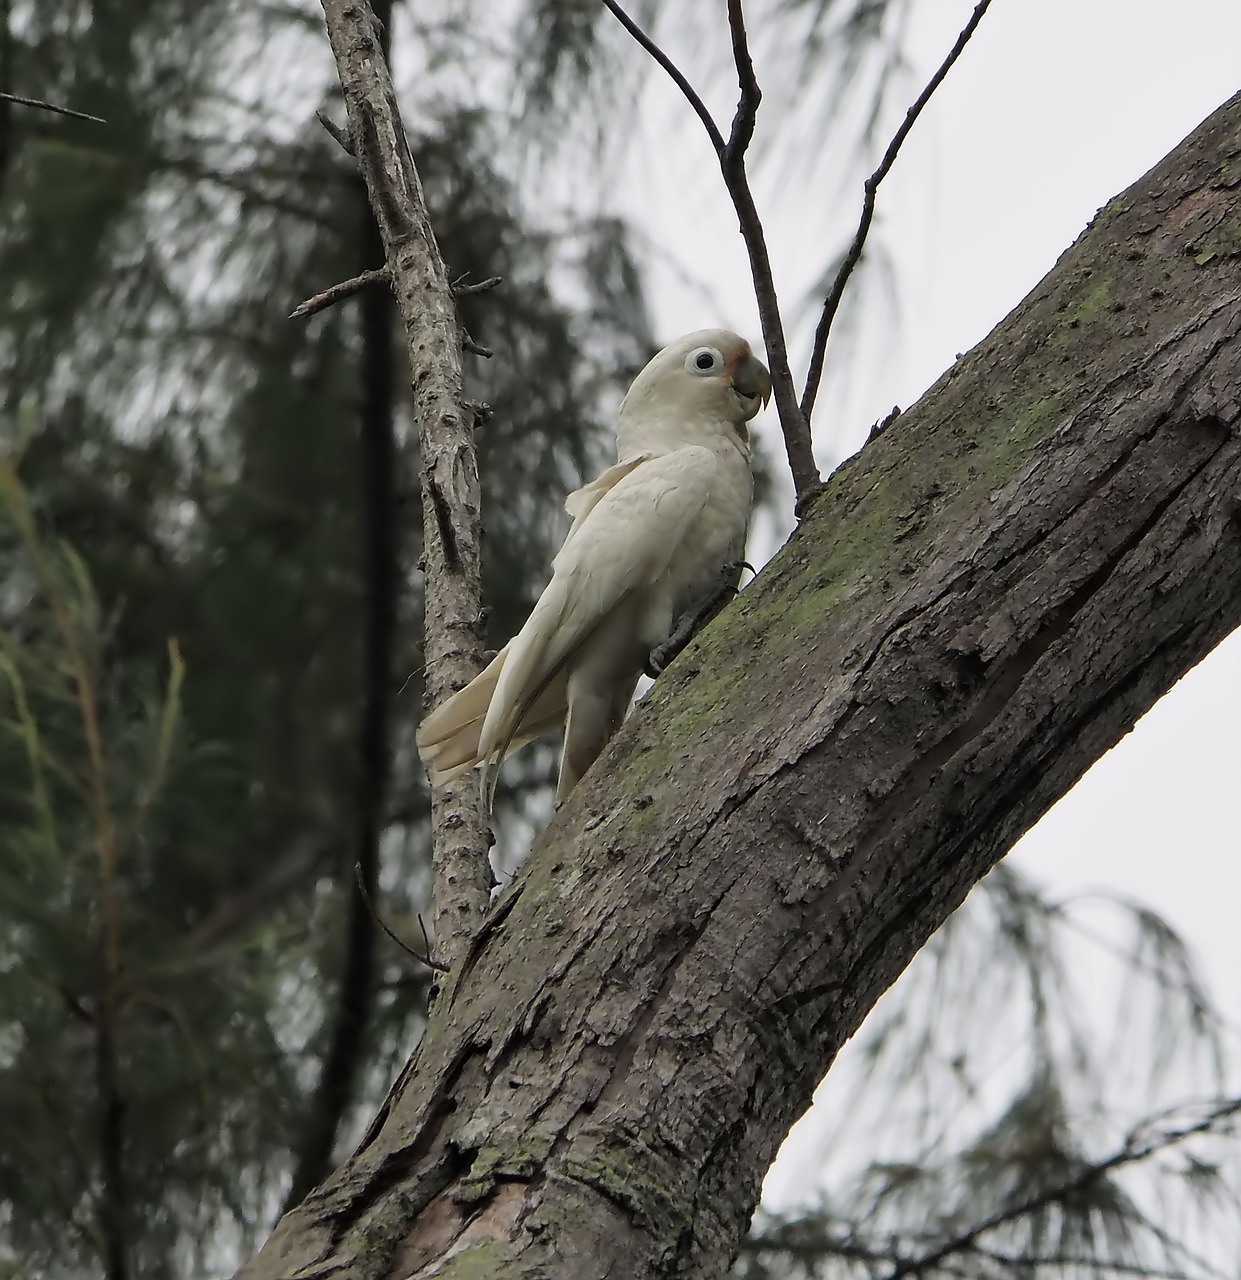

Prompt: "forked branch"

[602,0,821,508]
[604,0,995,506]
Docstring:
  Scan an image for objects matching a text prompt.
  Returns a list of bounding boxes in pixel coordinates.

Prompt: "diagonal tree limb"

[598,0,725,156]
[315,106,355,156]
[234,91,1241,1280]
[800,0,995,425]
[317,0,491,971]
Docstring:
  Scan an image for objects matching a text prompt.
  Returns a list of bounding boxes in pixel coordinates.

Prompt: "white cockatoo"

[417,329,771,807]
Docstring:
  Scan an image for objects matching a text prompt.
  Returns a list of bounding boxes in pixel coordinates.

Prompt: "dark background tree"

[1,2,1238,1278]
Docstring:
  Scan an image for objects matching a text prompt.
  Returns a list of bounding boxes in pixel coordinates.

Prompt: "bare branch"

[800,0,995,426]
[289,266,391,319]
[602,0,822,508]
[0,90,105,124]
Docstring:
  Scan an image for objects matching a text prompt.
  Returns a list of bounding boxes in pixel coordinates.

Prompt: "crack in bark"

[852,423,1229,864]
[426,474,459,572]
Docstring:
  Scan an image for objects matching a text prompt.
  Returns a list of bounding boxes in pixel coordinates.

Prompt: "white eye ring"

[685,347,723,375]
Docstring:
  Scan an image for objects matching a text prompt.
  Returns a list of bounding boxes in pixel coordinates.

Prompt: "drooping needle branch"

[601,0,822,509]
[800,0,995,425]
[876,1096,1241,1280]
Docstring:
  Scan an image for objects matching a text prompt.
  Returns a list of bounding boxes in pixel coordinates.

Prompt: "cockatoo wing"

[562,453,651,537]
[415,454,655,787]
[478,446,720,790]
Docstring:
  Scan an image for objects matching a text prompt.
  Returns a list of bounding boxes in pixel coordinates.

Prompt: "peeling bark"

[238,93,1241,1280]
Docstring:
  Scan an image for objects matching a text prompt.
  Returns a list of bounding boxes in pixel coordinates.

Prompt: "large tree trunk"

[239,93,1241,1280]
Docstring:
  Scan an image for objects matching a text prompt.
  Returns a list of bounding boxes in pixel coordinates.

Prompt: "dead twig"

[451,273,503,298]
[800,0,995,425]
[314,108,355,157]
[353,862,449,973]
[602,0,822,509]
[289,266,391,320]
[0,91,105,124]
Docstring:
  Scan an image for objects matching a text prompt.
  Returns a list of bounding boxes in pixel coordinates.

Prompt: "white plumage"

[417,328,770,807]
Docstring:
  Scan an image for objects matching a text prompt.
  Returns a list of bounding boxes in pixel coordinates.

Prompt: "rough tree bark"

[239,93,1241,1280]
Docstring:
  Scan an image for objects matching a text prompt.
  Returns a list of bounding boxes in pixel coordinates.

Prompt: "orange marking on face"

[723,342,753,382]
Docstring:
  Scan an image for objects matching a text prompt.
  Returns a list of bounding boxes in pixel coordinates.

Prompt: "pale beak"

[732,354,772,409]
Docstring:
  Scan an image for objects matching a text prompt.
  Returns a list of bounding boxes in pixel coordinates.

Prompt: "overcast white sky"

[612,0,1241,1202]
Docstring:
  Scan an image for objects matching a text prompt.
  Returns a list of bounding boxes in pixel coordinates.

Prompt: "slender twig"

[416,912,439,967]
[289,266,391,319]
[599,0,725,157]
[314,107,355,156]
[452,277,501,355]
[351,862,449,972]
[0,90,105,124]
[800,0,995,425]
[602,0,822,507]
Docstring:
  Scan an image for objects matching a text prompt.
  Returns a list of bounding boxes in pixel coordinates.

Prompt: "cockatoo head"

[617,329,772,459]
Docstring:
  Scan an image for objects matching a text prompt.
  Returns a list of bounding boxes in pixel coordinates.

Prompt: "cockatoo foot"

[645,559,753,677]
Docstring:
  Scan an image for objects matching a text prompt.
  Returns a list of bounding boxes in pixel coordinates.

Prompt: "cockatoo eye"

[686,347,723,375]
